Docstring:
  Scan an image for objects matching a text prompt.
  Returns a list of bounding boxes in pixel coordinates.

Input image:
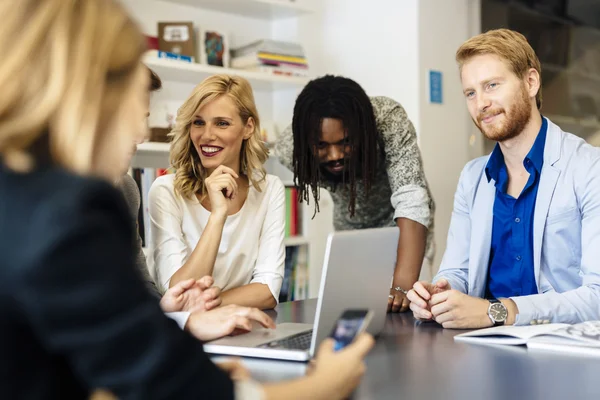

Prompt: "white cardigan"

[148,173,285,302]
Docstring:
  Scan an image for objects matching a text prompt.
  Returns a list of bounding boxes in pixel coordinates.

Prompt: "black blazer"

[0,165,233,399]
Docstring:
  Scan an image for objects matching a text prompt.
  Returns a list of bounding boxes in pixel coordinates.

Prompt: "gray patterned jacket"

[274,96,435,263]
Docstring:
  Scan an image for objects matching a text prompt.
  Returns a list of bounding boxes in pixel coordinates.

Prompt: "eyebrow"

[481,76,503,86]
[194,115,234,121]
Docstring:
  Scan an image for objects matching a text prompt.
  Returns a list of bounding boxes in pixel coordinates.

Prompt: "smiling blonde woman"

[149,74,285,309]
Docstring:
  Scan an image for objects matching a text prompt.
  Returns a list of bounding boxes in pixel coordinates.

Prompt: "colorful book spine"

[290,188,297,236]
[284,186,300,238]
[285,188,292,237]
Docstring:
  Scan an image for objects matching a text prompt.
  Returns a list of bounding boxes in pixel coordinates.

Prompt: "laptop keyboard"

[258,330,313,350]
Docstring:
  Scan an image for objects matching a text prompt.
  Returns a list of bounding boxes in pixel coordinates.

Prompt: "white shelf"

[161,0,315,20]
[137,141,170,153]
[143,54,310,91]
[283,236,309,247]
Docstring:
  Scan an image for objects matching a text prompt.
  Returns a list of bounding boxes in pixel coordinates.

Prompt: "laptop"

[203,226,399,362]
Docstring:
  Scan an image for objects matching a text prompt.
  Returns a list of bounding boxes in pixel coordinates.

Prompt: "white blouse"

[148,174,285,302]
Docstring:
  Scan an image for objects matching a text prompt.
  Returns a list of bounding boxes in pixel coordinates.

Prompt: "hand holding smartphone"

[329,309,373,351]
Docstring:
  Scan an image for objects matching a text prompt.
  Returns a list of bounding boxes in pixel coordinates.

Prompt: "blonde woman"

[150,75,285,309]
[0,0,374,398]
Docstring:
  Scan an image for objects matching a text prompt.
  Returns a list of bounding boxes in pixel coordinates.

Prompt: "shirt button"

[516,255,522,261]
[515,217,521,223]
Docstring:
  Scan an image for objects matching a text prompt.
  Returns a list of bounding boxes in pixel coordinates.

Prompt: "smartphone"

[329,309,373,351]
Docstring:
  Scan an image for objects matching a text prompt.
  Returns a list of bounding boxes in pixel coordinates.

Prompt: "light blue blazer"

[434,118,600,325]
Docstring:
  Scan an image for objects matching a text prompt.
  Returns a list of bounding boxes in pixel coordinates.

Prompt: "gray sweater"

[117,174,161,298]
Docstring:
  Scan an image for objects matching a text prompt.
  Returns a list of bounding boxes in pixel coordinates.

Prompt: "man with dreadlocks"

[274,75,435,313]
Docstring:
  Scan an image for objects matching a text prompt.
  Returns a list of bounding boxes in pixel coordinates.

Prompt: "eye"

[216,120,230,127]
[465,91,475,99]
[317,142,328,149]
[192,119,204,126]
[487,82,498,90]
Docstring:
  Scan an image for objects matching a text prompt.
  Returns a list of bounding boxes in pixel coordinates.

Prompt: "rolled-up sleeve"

[375,97,433,229]
[250,178,286,302]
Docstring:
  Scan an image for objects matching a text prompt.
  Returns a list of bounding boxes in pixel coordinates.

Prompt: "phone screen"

[329,309,371,351]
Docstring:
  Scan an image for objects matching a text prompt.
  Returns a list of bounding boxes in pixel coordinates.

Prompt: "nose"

[327,144,344,162]
[134,122,149,145]
[200,124,218,142]
[477,93,492,114]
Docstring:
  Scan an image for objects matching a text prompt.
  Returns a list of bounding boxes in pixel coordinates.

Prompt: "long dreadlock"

[291,75,384,217]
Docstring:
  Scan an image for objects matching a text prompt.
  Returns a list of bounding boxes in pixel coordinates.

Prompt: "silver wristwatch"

[487,298,508,326]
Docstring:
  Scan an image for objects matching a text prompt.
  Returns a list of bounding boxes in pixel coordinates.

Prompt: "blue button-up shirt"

[485,118,548,299]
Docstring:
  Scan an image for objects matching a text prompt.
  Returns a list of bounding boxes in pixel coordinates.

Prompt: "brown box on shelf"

[149,127,172,143]
[158,22,196,60]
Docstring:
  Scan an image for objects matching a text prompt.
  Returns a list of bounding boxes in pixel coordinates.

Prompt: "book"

[240,65,309,77]
[157,50,194,63]
[231,53,308,70]
[232,39,305,58]
[454,321,600,356]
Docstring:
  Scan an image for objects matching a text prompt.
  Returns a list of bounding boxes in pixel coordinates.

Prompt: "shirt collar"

[524,117,548,174]
[485,143,504,184]
[485,117,548,182]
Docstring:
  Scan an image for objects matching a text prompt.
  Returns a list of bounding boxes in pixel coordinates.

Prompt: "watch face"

[489,303,508,322]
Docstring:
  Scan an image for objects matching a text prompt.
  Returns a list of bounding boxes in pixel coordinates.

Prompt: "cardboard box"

[158,22,195,61]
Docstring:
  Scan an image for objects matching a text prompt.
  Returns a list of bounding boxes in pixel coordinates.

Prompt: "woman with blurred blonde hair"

[150,75,285,309]
[0,1,373,398]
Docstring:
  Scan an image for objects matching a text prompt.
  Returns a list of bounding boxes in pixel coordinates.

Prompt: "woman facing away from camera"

[0,0,373,399]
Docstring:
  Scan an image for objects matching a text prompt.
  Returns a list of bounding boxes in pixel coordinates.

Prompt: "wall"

[418,0,483,272]
[292,0,421,132]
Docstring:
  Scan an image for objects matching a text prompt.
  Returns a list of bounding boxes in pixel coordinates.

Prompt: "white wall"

[300,0,421,132]
[418,0,483,271]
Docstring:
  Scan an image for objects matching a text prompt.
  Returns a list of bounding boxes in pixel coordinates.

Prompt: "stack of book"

[279,246,309,303]
[231,39,308,77]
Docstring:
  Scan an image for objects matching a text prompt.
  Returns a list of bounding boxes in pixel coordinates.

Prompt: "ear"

[243,117,255,140]
[525,68,541,100]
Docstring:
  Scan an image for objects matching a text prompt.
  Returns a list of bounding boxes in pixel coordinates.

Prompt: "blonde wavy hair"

[0,0,145,173]
[169,74,269,199]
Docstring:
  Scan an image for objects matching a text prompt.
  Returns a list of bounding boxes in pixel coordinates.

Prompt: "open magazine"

[454,321,600,356]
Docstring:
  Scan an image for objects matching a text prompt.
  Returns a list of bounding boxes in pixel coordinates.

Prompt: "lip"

[327,164,345,173]
[200,145,223,158]
[481,113,502,124]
